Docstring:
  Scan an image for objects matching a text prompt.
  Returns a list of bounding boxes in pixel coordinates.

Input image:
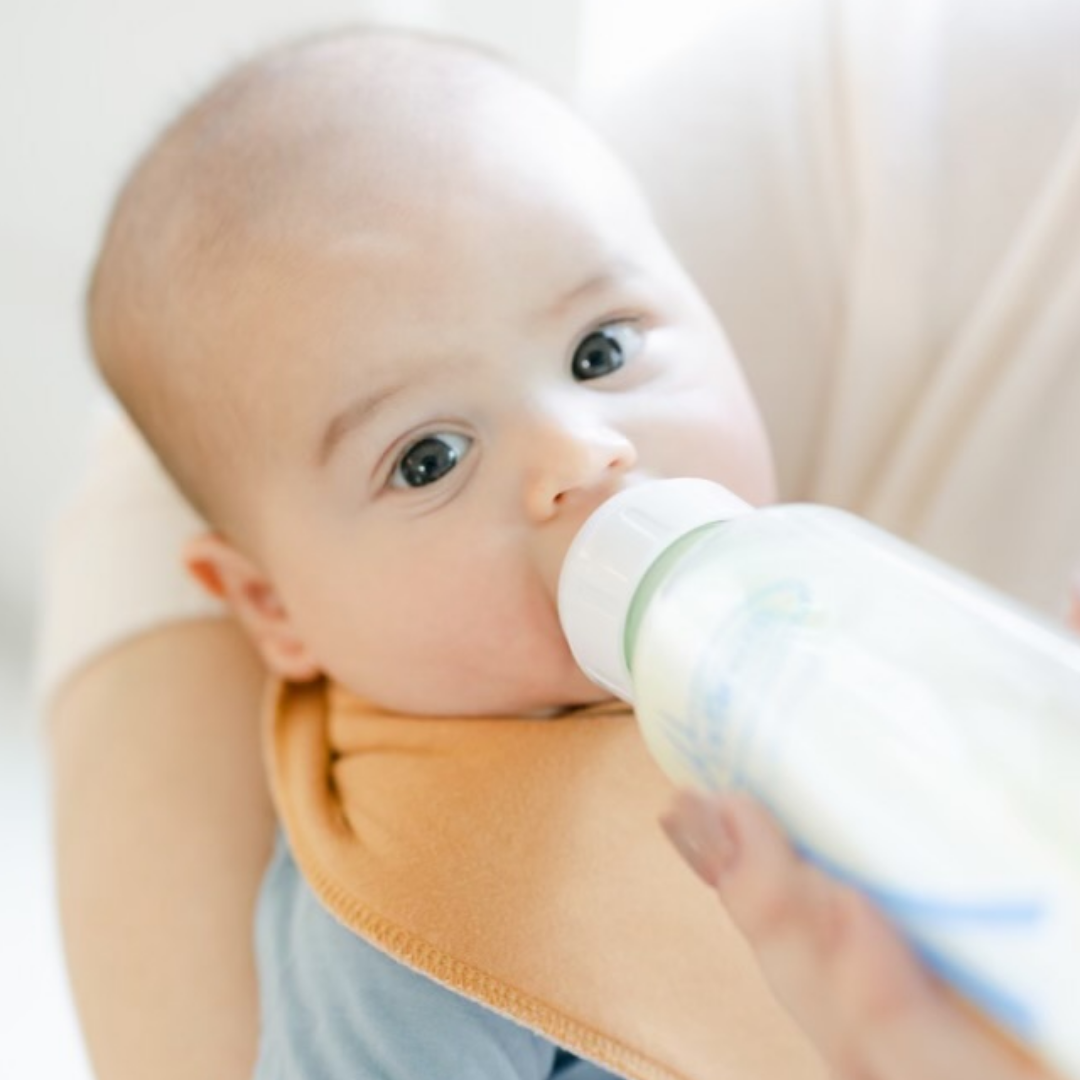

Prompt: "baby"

[88,28,798,1080]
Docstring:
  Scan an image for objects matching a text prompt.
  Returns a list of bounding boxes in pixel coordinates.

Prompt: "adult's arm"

[40,415,273,1079]
[49,620,273,1080]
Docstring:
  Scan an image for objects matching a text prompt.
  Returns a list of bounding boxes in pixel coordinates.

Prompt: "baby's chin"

[478,663,617,719]
[354,665,615,719]
[518,683,617,719]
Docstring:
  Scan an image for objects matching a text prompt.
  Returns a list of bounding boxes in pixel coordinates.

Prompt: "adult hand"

[659,574,1080,1080]
[662,790,1047,1080]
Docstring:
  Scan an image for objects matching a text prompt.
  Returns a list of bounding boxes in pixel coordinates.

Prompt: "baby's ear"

[184,533,322,682]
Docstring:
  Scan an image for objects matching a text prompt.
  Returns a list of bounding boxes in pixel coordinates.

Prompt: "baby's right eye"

[390,433,472,489]
[570,321,643,382]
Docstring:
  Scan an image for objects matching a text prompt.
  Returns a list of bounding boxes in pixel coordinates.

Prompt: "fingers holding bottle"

[662,790,929,1068]
[661,790,1049,1080]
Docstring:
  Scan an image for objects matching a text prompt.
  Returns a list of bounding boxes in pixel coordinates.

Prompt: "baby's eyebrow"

[316,379,408,468]
[542,257,645,324]
[317,353,478,468]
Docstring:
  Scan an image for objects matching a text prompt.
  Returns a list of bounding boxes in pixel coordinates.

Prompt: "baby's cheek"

[657,416,768,499]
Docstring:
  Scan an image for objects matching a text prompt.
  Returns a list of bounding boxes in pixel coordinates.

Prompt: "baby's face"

[217,78,775,716]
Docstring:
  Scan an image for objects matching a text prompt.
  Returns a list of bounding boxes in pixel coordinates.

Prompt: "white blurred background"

[0,1,720,1076]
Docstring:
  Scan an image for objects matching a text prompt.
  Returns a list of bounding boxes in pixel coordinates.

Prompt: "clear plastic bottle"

[558,478,1080,1078]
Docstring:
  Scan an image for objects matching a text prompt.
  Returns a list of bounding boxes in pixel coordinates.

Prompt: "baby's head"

[89,28,775,716]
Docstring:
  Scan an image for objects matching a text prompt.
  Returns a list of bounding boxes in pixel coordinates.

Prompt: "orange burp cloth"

[266,679,822,1080]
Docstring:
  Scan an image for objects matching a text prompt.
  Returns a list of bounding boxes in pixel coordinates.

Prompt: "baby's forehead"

[179,39,644,336]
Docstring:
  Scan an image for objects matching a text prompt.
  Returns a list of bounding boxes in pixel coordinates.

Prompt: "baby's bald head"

[88,29,516,540]
[86,25,775,714]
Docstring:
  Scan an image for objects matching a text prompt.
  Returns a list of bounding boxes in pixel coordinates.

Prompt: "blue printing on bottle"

[795,841,1043,1037]
[660,576,1045,1038]
[668,579,817,791]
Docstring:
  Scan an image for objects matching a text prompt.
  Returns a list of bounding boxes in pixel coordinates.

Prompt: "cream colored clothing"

[40,0,1080,696]
[37,411,222,702]
[601,0,1080,614]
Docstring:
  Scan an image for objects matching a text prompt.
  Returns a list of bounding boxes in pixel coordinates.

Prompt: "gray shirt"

[255,835,622,1080]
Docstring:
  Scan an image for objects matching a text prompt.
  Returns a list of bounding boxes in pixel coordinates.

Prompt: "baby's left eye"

[391,432,473,489]
[571,322,643,381]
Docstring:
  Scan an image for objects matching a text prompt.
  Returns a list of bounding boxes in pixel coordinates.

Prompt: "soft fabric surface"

[266,680,825,1080]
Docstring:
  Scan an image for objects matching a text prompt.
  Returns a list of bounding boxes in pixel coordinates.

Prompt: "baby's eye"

[570,322,643,381]
[391,433,473,489]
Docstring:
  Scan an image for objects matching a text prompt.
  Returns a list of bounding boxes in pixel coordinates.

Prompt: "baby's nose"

[522,412,637,523]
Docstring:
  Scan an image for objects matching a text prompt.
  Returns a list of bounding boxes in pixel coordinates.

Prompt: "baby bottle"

[558,478,1080,1078]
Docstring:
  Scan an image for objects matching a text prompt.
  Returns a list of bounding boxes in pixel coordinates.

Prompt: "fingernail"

[660,791,738,888]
